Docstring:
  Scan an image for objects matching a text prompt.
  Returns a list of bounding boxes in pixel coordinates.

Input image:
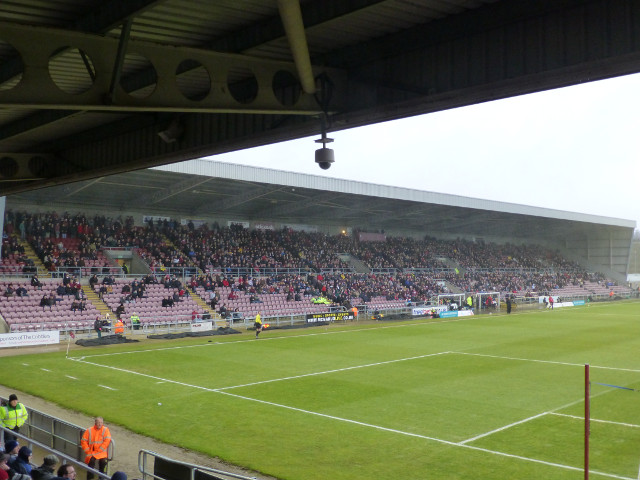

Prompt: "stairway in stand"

[18,237,51,278]
[83,285,111,318]
[189,287,212,313]
[160,234,202,276]
[188,288,224,323]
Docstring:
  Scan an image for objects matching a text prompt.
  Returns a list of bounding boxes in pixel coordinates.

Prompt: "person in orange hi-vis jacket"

[80,417,111,480]
[114,319,124,335]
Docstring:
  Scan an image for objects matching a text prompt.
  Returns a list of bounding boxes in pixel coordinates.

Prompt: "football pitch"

[3,302,640,479]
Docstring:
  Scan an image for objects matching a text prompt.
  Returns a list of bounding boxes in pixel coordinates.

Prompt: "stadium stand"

[0,210,633,334]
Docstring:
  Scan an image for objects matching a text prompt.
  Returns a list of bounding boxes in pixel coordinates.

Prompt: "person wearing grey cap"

[31,454,59,480]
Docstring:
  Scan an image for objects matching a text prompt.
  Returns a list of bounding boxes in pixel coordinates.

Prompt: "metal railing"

[51,267,125,279]
[202,267,312,277]
[0,402,252,480]
[0,400,114,480]
[1,426,110,480]
[403,267,454,274]
[138,450,257,480]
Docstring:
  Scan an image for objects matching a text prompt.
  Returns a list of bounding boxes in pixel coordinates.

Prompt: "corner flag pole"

[66,330,75,358]
[585,364,590,480]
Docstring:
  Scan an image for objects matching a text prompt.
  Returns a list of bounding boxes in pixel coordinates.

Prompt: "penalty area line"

[217,351,450,391]
[550,412,640,429]
[66,357,629,479]
[459,412,548,444]
[452,351,640,373]
[217,389,629,480]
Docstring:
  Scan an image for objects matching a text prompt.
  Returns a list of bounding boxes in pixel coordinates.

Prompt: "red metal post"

[585,364,590,480]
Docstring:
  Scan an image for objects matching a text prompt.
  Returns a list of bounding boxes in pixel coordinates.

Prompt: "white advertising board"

[191,321,213,332]
[412,306,448,316]
[0,330,60,348]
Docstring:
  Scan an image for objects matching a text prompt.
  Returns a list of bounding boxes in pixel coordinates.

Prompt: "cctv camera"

[315,147,335,170]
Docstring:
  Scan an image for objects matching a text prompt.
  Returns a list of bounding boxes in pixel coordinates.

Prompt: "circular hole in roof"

[227,66,258,104]
[49,47,95,95]
[0,38,23,91]
[0,156,19,178]
[176,59,211,101]
[121,52,157,99]
[272,70,300,107]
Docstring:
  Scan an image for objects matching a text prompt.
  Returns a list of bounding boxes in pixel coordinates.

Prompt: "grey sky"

[207,72,640,228]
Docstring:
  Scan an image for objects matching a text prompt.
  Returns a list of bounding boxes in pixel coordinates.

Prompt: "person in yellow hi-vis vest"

[254,312,262,339]
[466,295,473,309]
[0,394,28,441]
[130,313,140,331]
[81,417,111,480]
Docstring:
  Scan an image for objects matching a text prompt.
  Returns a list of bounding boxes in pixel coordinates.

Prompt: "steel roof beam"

[135,176,212,206]
[194,184,283,214]
[0,0,161,86]
[258,191,339,218]
[0,23,345,114]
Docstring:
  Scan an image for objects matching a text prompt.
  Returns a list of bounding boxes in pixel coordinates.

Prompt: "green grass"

[3,301,640,479]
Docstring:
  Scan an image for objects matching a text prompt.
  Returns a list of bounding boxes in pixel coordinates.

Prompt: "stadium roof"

[8,160,635,244]
[1,0,639,195]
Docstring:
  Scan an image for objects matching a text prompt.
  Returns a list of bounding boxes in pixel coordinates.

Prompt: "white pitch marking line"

[460,388,634,450]
[550,412,640,429]
[97,385,118,391]
[459,412,548,444]
[75,316,475,360]
[217,389,630,480]
[65,375,78,380]
[71,352,451,393]
[40,368,51,372]
[68,355,631,479]
[453,351,640,373]
[70,357,220,393]
[217,351,450,391]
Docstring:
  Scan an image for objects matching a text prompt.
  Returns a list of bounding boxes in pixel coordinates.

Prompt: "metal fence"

[0,400,113,480]
[138,450,256,480]
[1,401,256,480]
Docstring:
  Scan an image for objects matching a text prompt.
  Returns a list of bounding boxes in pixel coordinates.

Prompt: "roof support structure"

[0,22,346,115]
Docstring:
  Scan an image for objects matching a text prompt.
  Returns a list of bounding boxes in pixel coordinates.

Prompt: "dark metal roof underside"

[1,0,640,197]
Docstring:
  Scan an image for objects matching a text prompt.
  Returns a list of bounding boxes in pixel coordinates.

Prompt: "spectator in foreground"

[0,453,9,480]
[8,446,32,475]
[31,454,59,480]
[2,441,18,460]
[56,464,76,480]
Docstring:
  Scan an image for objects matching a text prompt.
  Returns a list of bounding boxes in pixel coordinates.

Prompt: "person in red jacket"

[0,453,10,480]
